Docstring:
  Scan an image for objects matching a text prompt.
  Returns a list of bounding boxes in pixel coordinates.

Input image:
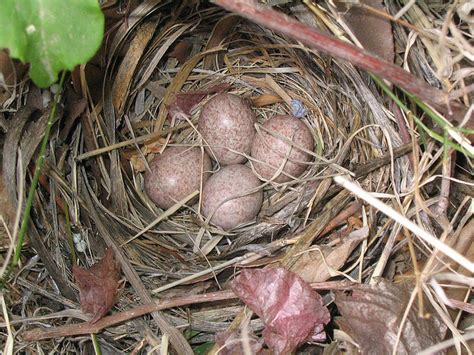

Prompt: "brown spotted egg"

[202,164,263,230]
[251,115,314,183]
[199,93,256,165]
[144,146,211,209]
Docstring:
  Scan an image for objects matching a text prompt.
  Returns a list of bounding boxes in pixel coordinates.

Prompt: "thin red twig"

[21,281,358,341]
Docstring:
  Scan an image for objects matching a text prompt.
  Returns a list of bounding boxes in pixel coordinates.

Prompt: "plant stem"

[0,71,67,287]
[91,333,102,355]
[370,74,473,158]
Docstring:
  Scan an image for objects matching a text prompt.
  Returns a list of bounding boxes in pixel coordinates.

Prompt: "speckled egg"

[198,93,256,165]
[251,115,314,183]
[202,164,263,230]
[144,146,212,209]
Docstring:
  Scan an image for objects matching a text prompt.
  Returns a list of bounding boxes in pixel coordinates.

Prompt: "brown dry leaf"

[129,154,146,173]
[143,139,166,154]
[0,50,16,87]
[167,83,231,118]
[0,50,27,106]
[169,40,193,64]
[112,21,158,115]
[291,226,368,283]
[231,267,331,354]
[335,279,447,354]
[72,249,122,323]
[250,94,284,107]
[335,0,394,63]
[203,15,240,70]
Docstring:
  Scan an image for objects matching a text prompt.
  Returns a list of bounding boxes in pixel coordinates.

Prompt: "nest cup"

[96,7,400,287]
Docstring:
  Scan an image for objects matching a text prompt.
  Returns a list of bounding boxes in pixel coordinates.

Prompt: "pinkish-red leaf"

[231,268,331,354]
[335,279,447,354]
[167,83,231,119]
[72,249,122,323]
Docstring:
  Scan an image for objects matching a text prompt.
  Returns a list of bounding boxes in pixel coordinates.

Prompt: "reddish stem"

[21,281,359,341]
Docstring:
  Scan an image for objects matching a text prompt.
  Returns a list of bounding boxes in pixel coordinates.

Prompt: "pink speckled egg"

[202,164,263,230]
[144,146,211,209]
[251,115,314,183]
[199,93,256,165]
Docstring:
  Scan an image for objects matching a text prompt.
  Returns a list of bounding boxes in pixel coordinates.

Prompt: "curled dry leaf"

[290,226,369,283]
[335,279,447,354]
[72,248,123,323]
[231,267,331,354]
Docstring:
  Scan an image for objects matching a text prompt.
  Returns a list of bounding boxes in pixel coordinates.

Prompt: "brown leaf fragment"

[335,279,447,354]
[291,226,368,283]
[231,268,331,354]
[166,83,231,118]
[169,40,193,64]
[335,0,394,63]
[73,249,122,323]
[112,21,158,115]
[203,15,241,70]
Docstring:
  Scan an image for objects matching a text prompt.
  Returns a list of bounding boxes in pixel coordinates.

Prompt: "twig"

[22,290,237,341]
[434,148,454,222]
[22,280,358,342]
[320,201,362,236]
[212,0,471,127]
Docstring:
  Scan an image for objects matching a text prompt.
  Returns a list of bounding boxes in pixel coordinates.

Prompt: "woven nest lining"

[80,7,407,283]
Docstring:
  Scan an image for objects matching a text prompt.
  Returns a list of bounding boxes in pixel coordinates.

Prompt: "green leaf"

[0,0,104,87]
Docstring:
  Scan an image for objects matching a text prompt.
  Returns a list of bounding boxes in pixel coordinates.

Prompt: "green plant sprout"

[370,74,474,159]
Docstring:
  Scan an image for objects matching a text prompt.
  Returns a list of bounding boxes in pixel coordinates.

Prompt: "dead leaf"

[166,83,231,118]
[169,40,193,64]
[112,21,158,115]
[250,94,284,107]
[335,0,394,63]
[73,249,123,323]
[335,279,447,354]
[231,268,331,354]
[129,154,146,172]
[291,226,369,283]
[143,138,167,154]
[203,15,240,70]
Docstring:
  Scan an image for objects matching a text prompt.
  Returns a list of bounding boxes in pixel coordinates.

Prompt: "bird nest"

[80,6,406,272]
[63,2,406,321]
